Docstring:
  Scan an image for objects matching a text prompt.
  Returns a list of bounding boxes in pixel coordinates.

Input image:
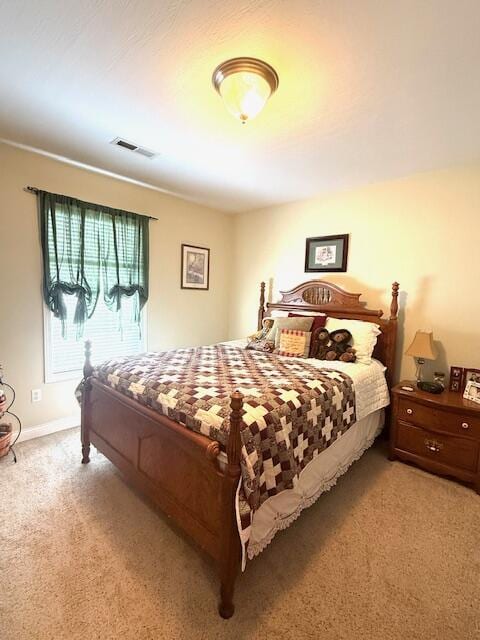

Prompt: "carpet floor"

[0,428,479,640]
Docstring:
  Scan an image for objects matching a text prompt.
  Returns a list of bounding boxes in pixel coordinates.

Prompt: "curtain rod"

[24,186,158,221]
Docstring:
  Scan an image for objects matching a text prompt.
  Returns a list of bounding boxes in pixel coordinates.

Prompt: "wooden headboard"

[257,280,400,387]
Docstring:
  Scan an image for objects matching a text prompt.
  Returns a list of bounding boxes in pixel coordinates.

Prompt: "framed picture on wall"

[305,234,349,272]
[181,244,210,290]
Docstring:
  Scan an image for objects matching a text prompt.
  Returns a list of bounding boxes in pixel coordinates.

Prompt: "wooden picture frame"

[449,366,464,392]
[464,380,480,404]
[305,234,349,273]
[181,244,210,290]
[462,368,480,391]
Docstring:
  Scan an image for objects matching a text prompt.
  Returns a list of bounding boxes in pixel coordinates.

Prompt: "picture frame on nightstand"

[464,380,480,404]
[449,366,464,392]
[462,368,480,391]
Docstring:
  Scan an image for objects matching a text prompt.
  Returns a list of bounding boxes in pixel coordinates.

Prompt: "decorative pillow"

[275,329,312,358]
[265,316,314,343]
[325,317,381,365]
[288,313,327,356]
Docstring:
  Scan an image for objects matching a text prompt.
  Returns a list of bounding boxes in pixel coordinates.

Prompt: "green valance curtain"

[39,190,149,336]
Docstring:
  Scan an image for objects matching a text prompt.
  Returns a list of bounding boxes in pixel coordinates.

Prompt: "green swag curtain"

[39,190,149,336]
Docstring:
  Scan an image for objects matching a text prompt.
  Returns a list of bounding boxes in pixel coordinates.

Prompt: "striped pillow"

[275,329,312,358]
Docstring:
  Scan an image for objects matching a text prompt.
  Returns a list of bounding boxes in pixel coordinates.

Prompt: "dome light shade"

[212,57,279,123]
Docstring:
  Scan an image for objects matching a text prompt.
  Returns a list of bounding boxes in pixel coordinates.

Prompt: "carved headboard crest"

[275,281,367,312]
[302,286,332,306]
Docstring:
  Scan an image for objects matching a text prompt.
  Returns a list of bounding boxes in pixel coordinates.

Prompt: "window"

[44,291,146,383]
[39,191,149,383]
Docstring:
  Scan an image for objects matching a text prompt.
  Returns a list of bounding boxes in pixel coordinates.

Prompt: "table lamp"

[405,330,437,387]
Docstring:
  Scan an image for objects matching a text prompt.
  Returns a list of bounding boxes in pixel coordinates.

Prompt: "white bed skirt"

[242,409,384,564]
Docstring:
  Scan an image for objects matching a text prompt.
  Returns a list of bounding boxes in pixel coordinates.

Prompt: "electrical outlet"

[31,388,42,403]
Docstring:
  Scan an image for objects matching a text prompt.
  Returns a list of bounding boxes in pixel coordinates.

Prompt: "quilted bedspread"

[86,344,357,540]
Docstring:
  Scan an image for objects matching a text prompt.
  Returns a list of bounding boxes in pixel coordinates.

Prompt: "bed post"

[257,281,266,330]
[385,282,400,389]
[218,390,244,619]
[227,391,243,470]
[81,340,93,464]
[390,282,399,320]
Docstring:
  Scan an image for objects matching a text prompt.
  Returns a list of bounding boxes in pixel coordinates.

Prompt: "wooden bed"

[81,279,399,618]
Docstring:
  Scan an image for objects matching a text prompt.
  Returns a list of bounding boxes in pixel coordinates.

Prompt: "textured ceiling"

[1,0,479,212]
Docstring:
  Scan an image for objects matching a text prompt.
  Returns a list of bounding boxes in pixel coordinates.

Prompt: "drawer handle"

[424,438,443,453]
[406,408,413,415]
[461,422,470,430]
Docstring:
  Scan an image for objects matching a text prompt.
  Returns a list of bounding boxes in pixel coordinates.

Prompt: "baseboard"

[17,413,80,443]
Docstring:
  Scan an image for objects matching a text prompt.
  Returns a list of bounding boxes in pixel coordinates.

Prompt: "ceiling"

[1,0,479,212]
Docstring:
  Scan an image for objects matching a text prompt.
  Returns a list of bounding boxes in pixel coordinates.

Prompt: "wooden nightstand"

[389,382,480,494]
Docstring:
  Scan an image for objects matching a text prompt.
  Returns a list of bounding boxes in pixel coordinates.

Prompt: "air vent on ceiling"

[110,137,157,159]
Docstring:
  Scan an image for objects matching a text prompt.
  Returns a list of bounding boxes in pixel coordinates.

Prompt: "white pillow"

[325,317,381,365]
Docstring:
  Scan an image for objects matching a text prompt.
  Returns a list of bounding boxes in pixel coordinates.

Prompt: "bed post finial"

[83,340,93,379]
[257,282,266,330]
[390,282,399,320]
[227,391,243,472]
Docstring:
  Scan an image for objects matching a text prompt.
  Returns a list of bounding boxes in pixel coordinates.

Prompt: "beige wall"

[3,142,480,432]
[0,143,233,430]
[230,165,480,382]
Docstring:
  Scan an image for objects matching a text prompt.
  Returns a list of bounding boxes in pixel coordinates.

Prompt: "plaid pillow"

[275,329,312,358]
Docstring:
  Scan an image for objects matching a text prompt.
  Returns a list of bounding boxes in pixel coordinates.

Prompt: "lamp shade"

[405,331,437,360]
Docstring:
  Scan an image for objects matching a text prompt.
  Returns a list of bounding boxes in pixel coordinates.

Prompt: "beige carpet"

[1,428,479,640]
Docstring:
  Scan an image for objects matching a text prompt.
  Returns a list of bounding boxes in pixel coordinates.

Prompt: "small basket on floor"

[0,424,13,458]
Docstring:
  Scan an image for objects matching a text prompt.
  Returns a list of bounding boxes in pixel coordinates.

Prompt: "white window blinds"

[44,209,146,383]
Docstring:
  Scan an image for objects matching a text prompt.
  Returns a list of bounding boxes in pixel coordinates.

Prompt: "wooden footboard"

[81,342,243,618]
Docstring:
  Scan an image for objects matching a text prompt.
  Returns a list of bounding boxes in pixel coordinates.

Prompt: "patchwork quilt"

[81,344,356,541]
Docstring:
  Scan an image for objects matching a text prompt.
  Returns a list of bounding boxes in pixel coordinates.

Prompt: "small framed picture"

[464,380,480,404]
[305,234,349,273]
[449,366,464,392]
[462,368,480,391]
[181,244,210,290]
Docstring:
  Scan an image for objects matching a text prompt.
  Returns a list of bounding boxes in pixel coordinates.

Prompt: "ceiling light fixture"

[212,57,279,123]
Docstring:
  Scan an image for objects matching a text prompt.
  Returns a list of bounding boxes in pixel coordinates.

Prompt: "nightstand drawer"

[398,398,480,438]
[398,398,435,428]
[435,409,480,439]
[396,422,479,473]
